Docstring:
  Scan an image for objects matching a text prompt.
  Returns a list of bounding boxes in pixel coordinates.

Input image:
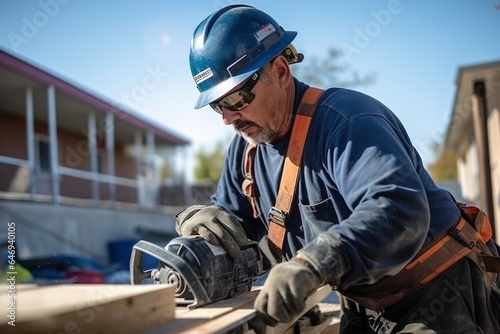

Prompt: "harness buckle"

[268,207,287,227]
[450,226,476,249]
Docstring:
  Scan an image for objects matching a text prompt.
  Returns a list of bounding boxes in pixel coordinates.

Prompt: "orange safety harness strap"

[267,87,324,262]
[242,142,259,218]
[242,87,324,261]
[341,202,500,311]
[242,87,324,224]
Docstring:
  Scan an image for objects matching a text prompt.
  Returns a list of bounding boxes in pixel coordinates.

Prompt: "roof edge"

[0,48,190,146]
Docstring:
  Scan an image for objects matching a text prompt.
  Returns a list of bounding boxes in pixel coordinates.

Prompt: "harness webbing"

[341,202,500,311]
[241,87,325,262]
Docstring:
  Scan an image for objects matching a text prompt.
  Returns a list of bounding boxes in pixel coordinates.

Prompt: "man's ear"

[271,56,293,88]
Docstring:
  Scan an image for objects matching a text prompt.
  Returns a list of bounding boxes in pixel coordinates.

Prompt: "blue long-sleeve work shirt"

[211,79,460,289]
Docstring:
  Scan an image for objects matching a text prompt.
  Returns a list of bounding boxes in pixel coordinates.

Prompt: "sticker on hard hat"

[254,23,276,42]
[194,67,213,84]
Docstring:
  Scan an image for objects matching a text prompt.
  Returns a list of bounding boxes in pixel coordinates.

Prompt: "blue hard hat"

[189,5,297,109]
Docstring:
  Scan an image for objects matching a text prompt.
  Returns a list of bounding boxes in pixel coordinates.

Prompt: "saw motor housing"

[131,236,264,309]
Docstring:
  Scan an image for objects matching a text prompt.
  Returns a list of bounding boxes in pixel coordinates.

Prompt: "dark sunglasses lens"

[209,102,223,114]
[223,90,254,110]
[210,83,256,114]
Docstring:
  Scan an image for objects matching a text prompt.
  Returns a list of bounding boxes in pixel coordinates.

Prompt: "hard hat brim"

[194,31,297,109]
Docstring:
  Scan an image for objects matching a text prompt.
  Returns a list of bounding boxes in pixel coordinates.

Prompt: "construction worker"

[176,5,500,333]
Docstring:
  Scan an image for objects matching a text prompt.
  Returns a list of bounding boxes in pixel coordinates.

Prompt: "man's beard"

[233,120,276,144]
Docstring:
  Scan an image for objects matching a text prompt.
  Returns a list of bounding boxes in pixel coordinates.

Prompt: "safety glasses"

[210,72,260,114]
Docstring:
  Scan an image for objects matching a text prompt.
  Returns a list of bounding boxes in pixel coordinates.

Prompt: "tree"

[193,140,227,184]
[427,140,458,182]
[292,48,375,88]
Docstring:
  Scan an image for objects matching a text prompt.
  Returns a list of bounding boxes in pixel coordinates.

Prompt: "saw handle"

[130,240,211,308]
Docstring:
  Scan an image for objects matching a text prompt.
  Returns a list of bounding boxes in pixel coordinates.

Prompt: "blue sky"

[1,1,499,178]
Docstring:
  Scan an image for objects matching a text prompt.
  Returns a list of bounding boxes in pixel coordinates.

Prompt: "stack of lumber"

[146,285,341,334]
[0,284,176,334]
[0,284,340,334]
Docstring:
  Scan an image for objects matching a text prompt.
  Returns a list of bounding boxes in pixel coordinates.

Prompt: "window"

[97,150,107,174]
[36,136,51,173]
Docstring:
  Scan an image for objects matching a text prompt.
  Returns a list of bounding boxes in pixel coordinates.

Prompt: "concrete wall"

[0,200,181,265]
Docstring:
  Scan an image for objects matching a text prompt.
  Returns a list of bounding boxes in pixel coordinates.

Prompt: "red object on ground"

[65,270,106,284]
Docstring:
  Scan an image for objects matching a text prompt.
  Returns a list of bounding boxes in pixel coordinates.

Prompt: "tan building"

[0,49,190,261]
[445,60,500,241]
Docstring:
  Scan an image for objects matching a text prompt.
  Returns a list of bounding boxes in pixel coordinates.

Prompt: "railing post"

[47,85,60,203]
[26,86,36,199]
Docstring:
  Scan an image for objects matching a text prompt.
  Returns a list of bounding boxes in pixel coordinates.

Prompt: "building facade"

[445,60,500,241]
[0,49,190,208]
[0,49,191,261]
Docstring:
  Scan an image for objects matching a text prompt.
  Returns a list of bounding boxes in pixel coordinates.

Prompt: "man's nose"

[222,109,241,125]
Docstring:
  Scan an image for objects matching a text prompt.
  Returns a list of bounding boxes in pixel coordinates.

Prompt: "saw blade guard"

[130,237,263,309]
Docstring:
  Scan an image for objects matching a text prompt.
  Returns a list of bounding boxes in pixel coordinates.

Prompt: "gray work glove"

[253,258,321,327]
[175,205,248,259]
[254,232,350,326]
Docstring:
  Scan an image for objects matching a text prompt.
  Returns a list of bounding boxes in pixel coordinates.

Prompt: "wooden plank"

[146,286,332,334]
[317,302,341,315]
[320,321,341,334]
[0,284,176,334]
[179,299,256,334]
[265,285,332,334]
[318,303,341,334]
[1,283,339,334]
[286,303,341,334]
[0,283,38,294]
[146,290,260,334]
[159,285,333,334]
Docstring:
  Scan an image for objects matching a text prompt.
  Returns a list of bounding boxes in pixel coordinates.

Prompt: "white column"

[105,113,116,204]
[146,131,156,184]
[25,86,36,199]
[135,131,144,207]
[146,131,157,207]
[47,85,60,202]
[88,110,99,203]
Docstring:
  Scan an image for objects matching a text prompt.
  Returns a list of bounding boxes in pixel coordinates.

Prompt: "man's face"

[219,58,292,145]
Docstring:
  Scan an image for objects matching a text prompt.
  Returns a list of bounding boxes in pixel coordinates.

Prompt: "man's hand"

[254,233,350,327]
[253,257,322,326]
[175,205,248,259]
